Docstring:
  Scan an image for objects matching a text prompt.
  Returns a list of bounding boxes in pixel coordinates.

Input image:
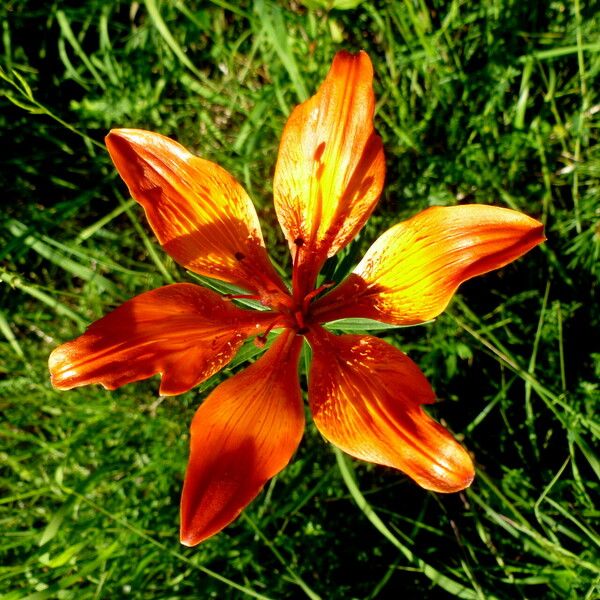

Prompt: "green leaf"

[300,0,364,10]
[324,317,432,333]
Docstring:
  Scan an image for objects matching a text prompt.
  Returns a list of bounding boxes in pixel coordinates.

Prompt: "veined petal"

[106,129,288,303]
[49,284,273,396]
[312,205,545,325]
[307,329,474,493]
[180,330,303,546]
[274,51,385,297]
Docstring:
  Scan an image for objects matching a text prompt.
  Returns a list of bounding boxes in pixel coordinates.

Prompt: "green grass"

[1,0,599,598]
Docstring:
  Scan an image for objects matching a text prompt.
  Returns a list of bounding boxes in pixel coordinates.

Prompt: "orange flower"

[49,51,545,546]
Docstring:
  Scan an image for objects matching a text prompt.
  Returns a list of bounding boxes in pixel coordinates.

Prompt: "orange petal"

[180,330,303,546]
[307,328,474,492]
[49,284,274,396]
[106,129,288,304]
[274,51,385,297]
[312,205,545,325]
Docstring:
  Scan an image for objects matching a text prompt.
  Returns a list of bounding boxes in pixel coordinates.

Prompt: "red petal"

[106,129,288,305]
[307,328,474,493]
[180,330,304,545]
[312,205,545,325]
[274,51,385,298]
[49,284,273,396]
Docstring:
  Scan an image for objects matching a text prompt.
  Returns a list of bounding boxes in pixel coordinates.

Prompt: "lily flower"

[49,51,545,546]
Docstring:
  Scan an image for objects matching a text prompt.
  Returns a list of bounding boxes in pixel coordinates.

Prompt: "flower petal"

[307,329,474,492]
[106,129,288,304]
[312,205,545,325]
[49,283,274,396]
[274,51,385,297]
[180,330,303,546]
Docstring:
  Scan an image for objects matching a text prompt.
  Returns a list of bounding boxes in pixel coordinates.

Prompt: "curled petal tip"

[333,48,372,65]
[104,128,135,148]
[105,127,144,142]
[48,345,80,390]
[418,439,475,493]
[462,468,476,490]
[105,128,120,141]
[179,528,202,548]
[106,128,176,154]
[535,222,546,242]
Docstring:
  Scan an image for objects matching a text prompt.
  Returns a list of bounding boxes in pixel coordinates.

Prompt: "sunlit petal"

[307,328,474,492]
[312,205,545,325]
[180,330,303,546]
[49,284,273,396]
[106,129,287,303]
[274,50,385,297]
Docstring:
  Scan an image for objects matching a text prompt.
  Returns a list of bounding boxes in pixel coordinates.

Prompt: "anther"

[302,281,334,313]
[254,319,279,347]
[313,141,326,162]
[254,335,267,348]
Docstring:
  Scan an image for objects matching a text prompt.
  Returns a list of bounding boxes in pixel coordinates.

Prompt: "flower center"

[276,281,334,335]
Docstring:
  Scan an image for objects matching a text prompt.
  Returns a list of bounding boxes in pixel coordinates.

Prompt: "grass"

[1,0,599,598]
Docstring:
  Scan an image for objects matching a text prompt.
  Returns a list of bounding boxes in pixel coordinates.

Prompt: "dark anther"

[294,237,304,247]
[313,141,326,162]
[296,326,309,335]
[254,335,267,348]
[234,251,246,261]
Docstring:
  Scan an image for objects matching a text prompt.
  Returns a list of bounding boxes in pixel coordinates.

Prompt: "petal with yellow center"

[307,329,474,493]
[274,50,385,297]
[312,205,545,325]
[106,129,287,303]
[49,283,274,396]
[180,330,303,546]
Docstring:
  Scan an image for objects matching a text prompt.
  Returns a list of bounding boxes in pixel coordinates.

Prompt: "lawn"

[1,1,598,598]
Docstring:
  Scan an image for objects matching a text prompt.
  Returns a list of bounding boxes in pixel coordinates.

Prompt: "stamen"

[292,238,304,274]
[302,281,334,313]
[294,309,306,330]
[291,237,304,303]
[255,319,280,347]
[223,293,261,301]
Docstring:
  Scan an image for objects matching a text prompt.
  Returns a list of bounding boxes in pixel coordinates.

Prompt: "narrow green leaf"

[254,0,308,101]
[55,10,106,89]
[144,0,205,80]
[325,317,431,332]
[0,309,25,359]
[335,449,482,599]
